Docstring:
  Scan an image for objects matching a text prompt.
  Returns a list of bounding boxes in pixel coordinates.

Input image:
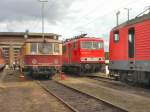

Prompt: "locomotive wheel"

[125,72,137,86]
[120,72,127,82]
[46,75,52,80]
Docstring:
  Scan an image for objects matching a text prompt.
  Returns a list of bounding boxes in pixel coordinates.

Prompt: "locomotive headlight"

[32,59,37,64]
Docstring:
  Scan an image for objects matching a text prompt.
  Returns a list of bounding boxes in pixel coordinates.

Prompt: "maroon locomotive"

[109,12,150,85]
[62,34,105,75]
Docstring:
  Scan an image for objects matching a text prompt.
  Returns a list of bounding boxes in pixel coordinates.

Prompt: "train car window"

[93,42,103,49]
[31,43,38,54]
[81,41,103,49]
[63,45,66,54]
[128,28,135,58]
[81,41,93,49]
[54,43,59,53]
[113,31,119,42]
[38,43,53,54]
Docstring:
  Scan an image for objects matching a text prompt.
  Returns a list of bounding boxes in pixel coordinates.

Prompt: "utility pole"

[124,8,132,21]
[39,0,48,41]
[116,11,120,26]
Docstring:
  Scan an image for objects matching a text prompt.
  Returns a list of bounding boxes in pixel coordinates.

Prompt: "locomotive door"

[128,27,135,59]
[128,27,135,69]
[68,43,72,64]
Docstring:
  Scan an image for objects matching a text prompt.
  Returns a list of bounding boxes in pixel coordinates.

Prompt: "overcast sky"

[0,0,150,51]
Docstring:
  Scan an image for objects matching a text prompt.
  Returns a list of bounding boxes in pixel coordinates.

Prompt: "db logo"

[32,59,37,64]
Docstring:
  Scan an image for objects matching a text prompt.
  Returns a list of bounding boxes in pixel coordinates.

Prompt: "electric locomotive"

[109,11,150,85]
[19,35,62,79]
[62,34,105,75]
[0,48,5,71]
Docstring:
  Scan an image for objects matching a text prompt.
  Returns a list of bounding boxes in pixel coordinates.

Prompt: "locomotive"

[18,36,62,79]
[62,34,105,75]
[109,12,150,85]
[0,48,5,71]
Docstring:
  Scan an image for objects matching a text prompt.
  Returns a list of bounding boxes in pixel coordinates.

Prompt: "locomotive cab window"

[31,43,38,54]
[128,28,135,58]
[81,41,103,49]
[38,43,53,54]
[113,30,119,42]
[54,43,59,53]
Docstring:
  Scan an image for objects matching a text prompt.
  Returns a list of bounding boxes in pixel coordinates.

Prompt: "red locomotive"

[109,12,150,85]
[18,35,62,79]
[62,34,105,74]
[0,48,5,71]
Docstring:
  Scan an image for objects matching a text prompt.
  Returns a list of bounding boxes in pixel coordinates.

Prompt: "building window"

[114,30,119,42]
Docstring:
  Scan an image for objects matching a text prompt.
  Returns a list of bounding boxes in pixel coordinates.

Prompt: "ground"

[0,69,72,112]
[54,73,150,112]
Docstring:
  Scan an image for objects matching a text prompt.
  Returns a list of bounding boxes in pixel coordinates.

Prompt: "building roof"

[0,32,61,38]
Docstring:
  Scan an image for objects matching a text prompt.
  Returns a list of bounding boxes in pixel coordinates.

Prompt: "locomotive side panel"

[71,41,80,65]
[135,20,150,60]
[109,27,128,61]
[109,27,129,71]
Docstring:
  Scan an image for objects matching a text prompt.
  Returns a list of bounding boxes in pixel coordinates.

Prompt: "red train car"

[109,13,150,85]
[19,37,62,79]
[0,48,5,71]
[62,34,105,74]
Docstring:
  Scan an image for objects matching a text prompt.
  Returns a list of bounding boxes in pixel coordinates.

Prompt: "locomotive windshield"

[31,43,56,54]
[81,41,103,49]
[38,43,53,54]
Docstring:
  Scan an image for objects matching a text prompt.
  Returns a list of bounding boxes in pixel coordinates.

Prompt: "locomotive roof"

[112,13,150,31]
[25,38,62,43]
[63,37,103,44]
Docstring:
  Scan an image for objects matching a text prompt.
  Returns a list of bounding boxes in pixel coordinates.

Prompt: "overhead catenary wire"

[70,0,144,31]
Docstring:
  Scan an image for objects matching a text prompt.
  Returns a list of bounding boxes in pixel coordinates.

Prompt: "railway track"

[87,75,127,87]
[36,81,79,112]
[37,80,127,112]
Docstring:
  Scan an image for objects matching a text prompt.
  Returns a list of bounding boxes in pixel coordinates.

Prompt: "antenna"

[124,8,132,21]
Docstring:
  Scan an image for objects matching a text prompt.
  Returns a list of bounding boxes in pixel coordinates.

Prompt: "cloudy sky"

[0,0,150,51]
